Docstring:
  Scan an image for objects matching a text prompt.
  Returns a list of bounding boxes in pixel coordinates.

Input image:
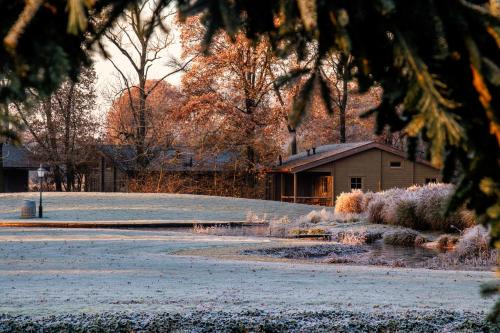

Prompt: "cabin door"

[316,175,332,197]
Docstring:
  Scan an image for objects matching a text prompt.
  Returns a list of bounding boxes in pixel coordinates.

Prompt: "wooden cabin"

[0,143,38,192]
[86,145,237,192]
[266,141,441,206]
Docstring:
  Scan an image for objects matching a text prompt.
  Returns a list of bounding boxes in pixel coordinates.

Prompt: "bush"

[363,183,476,232]
[367,199,385,224]
[436,234,460,250]
[428,225,497,269]
[383,229,426,247]
[335,190,364,214]
[455,209,477,231]
[360,191,376,211]
[395,196,435,230]
[295,183,477,234]
[454,225,491,260]
[331,228,383,245]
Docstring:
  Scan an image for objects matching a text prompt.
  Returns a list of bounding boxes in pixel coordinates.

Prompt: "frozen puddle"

[164,225,440,268]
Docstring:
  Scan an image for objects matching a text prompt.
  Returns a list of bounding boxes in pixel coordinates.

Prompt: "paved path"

[0,228,495,316]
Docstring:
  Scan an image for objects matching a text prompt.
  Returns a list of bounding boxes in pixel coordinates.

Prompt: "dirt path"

[0,228,495,316]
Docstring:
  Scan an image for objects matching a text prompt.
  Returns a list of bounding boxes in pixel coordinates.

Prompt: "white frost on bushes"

[454,225,491,259]
[280,183,476,235]
[363,183,474,231]
[246,211,268,224]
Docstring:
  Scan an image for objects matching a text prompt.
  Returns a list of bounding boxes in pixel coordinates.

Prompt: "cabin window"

[350,177,362,190]
[320,177,328,194]
[389,161,402,168]
[425,178,437,184]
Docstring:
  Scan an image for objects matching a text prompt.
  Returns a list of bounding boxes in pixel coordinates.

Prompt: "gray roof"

[271,141,434,173]
[97,145,237,172]
[281,141,373,169]
[0,143,38,169]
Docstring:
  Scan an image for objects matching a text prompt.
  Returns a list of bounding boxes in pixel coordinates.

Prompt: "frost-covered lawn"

[0,228,495,316]
[0,192,317,223]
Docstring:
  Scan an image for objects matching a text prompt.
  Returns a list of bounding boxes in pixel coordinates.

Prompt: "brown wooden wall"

[87,156,128,192]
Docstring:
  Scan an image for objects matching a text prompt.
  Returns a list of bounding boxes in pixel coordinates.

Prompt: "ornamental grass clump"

[436,234,460,250]
[360,191,376,211]
[335,190,364,214]
[367,199,385,224]
[294,208,335,225]
[454,225,492,260]
[414,183,453,231]
[383,229,426,247]
[363,183,476,232]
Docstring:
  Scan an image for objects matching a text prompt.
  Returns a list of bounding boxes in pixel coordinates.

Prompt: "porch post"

[331,166,335,207]
[100,156,105,192]
[293,173,297,203]
[280,173,284,201]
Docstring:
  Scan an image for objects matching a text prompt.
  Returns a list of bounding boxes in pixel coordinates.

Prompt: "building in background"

[0,143,38,192]
[86,145,238,193]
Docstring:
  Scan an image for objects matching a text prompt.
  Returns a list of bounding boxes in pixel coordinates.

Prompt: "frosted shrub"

[295,208,335,225]
[436,234,460,249]
[360,191,376,211]
[393,199,420,228]
[367,199,385,224]
[383,228,426,247]
[391,190,426,229]
[415,186,449,231]
[454,225,492,260]
[377,188,407,225]
[430,225,497,269]
[246,211,267,224]
[306,209,334,224]
[268,216,290,237]
[335,190,364,214]
[364,183,475,232]
[457,209,477,230]
[331,228,383,244]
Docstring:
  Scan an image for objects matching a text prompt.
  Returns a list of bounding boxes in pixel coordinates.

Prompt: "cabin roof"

[0,143,38,169]
[270,141,435,173]
[97,145,237,172]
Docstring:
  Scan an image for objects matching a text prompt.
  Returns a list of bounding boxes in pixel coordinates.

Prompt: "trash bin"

[20,200,36,218]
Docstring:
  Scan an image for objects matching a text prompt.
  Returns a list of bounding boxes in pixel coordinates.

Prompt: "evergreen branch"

[396,32,463,167]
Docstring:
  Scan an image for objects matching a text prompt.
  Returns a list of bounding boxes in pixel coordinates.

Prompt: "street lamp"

[37,164,46,218]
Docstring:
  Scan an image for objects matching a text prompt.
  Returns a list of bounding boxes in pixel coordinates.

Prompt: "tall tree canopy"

[14,67,99,191]
[106,79,183,149]
[180,17,287,186]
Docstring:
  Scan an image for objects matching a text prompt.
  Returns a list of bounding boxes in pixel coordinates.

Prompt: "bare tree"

[14,67,99,191]
[321,52,353,143]
[104,0,190,167]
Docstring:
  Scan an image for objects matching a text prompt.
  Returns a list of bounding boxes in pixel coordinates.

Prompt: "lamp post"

[37,164,46,218]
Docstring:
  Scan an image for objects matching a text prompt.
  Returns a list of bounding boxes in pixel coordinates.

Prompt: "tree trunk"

[246,145,256,188]
[338,54,349,143]
[137,78,147,168]
[288,125,297,155]
[0,142,4,193]
[53,166,63,191]
[66,163,75,191]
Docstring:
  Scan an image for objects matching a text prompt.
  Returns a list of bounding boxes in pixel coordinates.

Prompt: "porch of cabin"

[267,172,333,206]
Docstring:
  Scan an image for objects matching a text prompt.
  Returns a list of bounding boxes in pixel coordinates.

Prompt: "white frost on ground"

[0,228,495,316]
[0,192,317,223]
